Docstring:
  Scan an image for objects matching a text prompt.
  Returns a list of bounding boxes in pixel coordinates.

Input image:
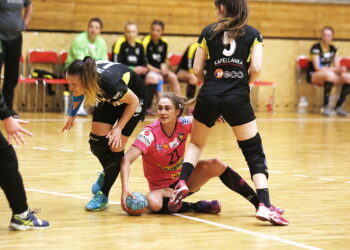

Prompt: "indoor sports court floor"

[1,112,349,249]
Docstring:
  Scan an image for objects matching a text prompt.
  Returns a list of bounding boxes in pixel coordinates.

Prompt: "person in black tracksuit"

[63,57,147,211]
[168,0,288,226]
[0,90,49,230]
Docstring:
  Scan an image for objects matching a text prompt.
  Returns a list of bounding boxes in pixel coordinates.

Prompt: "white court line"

[32,147,48,150]
[85,152,92,154]
[293,174,309,178]
[25,188,321,250]
[25,188,119,205]
[319,178,335,181]
[175,214,322,250]
[346,181,350,184]
[59,149,75,152]
[269,170,282,174]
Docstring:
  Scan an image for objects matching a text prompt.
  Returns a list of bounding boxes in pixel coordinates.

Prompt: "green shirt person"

[65,17,107,69]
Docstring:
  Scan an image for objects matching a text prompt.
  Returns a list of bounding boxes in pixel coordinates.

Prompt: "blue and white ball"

[125,192,148,216]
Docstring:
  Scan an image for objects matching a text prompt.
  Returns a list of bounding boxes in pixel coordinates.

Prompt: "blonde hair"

[66,56,102,107]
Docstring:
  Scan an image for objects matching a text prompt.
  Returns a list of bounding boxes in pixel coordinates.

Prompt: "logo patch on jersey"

[214,68,224,79]
[180,117,191,125]
[136,129,154,147]
[214,58,243,67]
[177,133,185,141]
[312,48,320,54]
[158,46,164,53]
[152,53,161,62]
[224,71,244,79]
[135,48,140,55]
[156,144,163,151]
[163,144,169,150]
[127,55,138,64]
[169,138,179,149]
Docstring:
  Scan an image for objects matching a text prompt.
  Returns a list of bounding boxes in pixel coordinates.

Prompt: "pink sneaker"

[256,203,289,226]
[269,204,284,215]
[168,180,189,212]
[195,200,221,214]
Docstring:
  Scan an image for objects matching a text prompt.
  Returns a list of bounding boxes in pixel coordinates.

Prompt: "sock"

[219,166,260,209]
[100,151,124,197]
[155,197,194,213]
[16,209,29,219]
[323,81,333,106]
[256,188,271,207]
[179,162,195,181]
[156,79,164,93]
[186,84,196,99]
[336,84,350,108]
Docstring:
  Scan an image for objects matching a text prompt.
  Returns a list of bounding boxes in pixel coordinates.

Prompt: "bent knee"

[146,194,162,212]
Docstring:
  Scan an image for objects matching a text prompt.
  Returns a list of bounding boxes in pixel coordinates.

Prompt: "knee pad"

[89,133,109,158]
[237,133,268,179]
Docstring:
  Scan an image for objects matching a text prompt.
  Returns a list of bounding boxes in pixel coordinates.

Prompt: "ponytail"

[66,56,101,107]
[211,0,248,41]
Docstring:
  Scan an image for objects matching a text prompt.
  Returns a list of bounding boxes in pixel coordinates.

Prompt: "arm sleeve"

[0,91,12,120]
[132,129,155,155]
[197,27,210,57]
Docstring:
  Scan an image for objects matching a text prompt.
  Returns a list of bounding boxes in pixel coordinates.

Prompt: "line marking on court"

[59,149,75,152]
[174,214,322,250]
[345,181,350,184]
[25,188,120,205]
[25,188,321,250]
[293,174,309,178]
[85,152,92,154]
[319,178,335,181]
[32,147,48,150]
[269,170,282,174]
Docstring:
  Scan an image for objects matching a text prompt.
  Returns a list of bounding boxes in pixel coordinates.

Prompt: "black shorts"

[92,99,146,137]
[306,71,313,83]
[193,94,256,127]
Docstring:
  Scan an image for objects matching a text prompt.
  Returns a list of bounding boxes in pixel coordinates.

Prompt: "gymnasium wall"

[30,0,350,39]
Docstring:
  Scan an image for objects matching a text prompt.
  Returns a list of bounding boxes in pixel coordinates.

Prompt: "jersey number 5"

[223,32,236,57]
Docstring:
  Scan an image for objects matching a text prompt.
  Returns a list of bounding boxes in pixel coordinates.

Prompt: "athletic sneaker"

[91,172,105,194]
[85,191,108,211]
[322,106,333,116]
[168,180,189,212]
[9,209,49,231]
[195,200,221,214]
[269,204,285,215]
[256,203,289,226]
[335,106,349,116]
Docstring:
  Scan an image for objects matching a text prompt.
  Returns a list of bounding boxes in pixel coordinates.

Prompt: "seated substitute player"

[112,21,148,77]
[307,27,350,116]
[176,42,202,100]
[62,57,147,211]
[118,93,284,216]
[143,20,181,114]
[0,90,49,230]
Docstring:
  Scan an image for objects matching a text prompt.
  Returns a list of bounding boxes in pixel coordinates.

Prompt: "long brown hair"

[66,56,101,107]
[211,0,249,41]
[160,93,195,117]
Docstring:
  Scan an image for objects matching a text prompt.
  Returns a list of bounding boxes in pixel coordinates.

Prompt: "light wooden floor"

[1,112,350,250]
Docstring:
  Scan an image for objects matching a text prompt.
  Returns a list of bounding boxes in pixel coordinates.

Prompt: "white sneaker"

[256,203,289,226]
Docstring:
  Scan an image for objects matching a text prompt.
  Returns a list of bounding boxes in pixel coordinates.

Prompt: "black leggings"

[0,34,22,109]
[0,131,28,214]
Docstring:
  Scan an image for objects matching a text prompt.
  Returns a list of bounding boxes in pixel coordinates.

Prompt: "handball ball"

[125,192,148,216]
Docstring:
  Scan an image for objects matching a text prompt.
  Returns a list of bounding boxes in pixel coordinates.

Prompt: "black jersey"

[142,34,168,69]
[308,42,337,73]
[177,42,198,73]
[197,22,263,97]
[112,37,146,67]
[96,61,145,106]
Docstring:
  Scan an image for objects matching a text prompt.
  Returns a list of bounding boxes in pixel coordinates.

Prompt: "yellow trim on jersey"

[122,72,131,85]
[198,38,210,60]
[188,42,198,73]
[142,34,151,54]
[113,36,127,54]
[247,38,264,62]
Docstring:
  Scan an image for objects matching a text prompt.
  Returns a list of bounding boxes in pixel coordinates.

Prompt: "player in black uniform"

[143,20,181,114]
[112,22,148,76]
[176,42,202,102]
[0,90,49,230]
[63,56,147,211]
[168,0,288,225]
[308,27,350,116]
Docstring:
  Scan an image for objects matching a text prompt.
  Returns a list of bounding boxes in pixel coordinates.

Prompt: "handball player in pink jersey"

[120,93,284,215]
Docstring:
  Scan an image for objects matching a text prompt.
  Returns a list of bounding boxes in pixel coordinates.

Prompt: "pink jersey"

[132,116,192,190]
